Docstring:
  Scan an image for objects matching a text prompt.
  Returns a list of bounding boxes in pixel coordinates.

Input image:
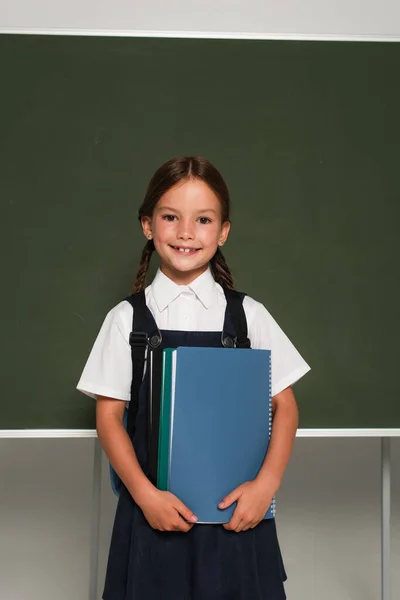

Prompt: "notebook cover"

[167,346,274,524]
[148,347,163,485]
[157,349,173,490]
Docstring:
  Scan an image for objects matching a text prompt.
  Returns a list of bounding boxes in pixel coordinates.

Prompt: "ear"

[218,220,231,246]
[141,216,153,241]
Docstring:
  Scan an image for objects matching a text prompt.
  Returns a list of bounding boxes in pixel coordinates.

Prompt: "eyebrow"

[158,206,217,214]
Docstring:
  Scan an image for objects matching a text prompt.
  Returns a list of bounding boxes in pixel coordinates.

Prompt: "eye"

[198,216,212,224]
[162,214,177,222]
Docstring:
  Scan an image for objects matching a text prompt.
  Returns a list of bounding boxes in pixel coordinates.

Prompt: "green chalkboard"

[1,35,399,429]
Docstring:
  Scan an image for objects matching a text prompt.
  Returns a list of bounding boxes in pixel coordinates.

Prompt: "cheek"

[153,219,172,241]
[200,224,221,243]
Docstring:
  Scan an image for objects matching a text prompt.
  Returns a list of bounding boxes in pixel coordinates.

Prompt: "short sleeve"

[244,296,311,396]
[76,301,133,401]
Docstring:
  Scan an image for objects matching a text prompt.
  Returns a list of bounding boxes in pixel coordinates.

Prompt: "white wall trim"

[1,28,400,42]
[1,428,400,438]
[0,429,98,438]
[296,428,400,437]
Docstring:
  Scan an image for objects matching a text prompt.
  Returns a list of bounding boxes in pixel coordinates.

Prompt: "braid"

[210,248,234,289]
[133,240,155,292]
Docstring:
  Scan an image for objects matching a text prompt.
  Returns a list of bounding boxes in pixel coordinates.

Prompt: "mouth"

[169,245,201,256]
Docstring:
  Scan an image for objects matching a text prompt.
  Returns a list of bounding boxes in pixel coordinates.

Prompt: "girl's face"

[141,179,230,285]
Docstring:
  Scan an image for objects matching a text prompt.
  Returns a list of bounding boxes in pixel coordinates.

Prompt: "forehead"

[158,179,220,210]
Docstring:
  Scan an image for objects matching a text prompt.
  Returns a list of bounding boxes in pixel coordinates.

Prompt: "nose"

[177,219,194,240]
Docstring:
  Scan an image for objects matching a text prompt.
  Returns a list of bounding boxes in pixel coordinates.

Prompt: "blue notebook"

[163,346,275,524]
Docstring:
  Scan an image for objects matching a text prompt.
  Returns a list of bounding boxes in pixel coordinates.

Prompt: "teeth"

[178,247,193,253]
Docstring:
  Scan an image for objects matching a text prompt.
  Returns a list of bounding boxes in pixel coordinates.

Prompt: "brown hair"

[133,156,234,292]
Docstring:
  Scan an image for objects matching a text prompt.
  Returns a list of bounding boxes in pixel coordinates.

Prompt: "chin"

[172,261,205,273]
[164,258,210,279]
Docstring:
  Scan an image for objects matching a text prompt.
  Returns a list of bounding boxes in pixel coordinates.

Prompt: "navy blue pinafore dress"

[103,289,287,600]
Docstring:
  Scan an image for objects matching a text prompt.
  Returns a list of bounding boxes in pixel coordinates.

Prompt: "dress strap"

[126,291,162,348]
[124,291,162,440]
[222,287,251,349]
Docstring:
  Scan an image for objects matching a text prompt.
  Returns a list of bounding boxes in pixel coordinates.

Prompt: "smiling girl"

[77,156,310,600]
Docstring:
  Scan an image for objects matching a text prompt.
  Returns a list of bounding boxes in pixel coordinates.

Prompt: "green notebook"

[157,348,174,490]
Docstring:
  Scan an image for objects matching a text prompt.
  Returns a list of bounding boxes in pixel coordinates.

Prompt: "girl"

[77,156,310,600]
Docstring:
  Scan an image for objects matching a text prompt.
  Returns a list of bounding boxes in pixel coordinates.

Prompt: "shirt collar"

[151,267,217,312]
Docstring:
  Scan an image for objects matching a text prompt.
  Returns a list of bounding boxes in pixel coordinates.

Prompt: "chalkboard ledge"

[1,428,400,438]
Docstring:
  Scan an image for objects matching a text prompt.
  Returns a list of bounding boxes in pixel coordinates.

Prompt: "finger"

[235,520,245,533]
[174,499,198,524]
[242,520,258,532]
[169,515,194,532]
[224,512,241,531]
[223,517,236,530]
[218,486,242,510]
[176,519,194,533]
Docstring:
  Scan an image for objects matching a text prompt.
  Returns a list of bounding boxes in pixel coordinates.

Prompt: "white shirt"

[77,268,310,400]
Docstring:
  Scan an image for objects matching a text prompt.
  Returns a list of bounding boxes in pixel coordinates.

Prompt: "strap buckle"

[221,333,250,348]
[129,331,147,347]
[221,333,236,348]
[148,333,162,349]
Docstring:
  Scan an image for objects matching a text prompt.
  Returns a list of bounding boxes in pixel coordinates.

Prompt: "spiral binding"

[268,352,276,518]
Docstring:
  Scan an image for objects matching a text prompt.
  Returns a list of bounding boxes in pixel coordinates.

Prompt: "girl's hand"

[219,477,276,532]
[136,486,198,532]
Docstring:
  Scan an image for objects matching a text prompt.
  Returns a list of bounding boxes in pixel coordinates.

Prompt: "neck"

[160,263,208,286]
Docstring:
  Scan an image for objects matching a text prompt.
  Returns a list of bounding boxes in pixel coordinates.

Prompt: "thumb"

[218,485,243,509]
[174,499,198,523]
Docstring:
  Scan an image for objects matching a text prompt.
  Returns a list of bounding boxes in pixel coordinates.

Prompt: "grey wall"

[0,437,399,599]
[1,0,399,37]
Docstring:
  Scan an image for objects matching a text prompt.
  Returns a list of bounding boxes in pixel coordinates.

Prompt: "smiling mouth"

[169,245,201,254]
